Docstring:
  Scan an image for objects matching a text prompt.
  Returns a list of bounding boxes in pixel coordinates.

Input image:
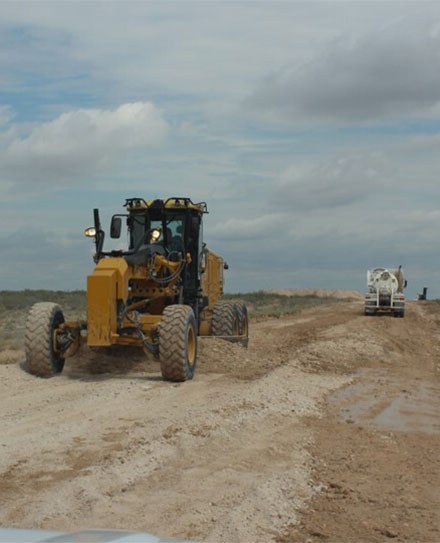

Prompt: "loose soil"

[0,301,439,542]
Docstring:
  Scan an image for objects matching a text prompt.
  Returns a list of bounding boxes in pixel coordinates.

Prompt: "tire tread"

[212,301,237,336]
[24,302,65,377]
[159,305,197,382]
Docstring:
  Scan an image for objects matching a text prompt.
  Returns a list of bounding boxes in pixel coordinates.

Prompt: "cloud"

[209,205,440,297]
[0,105,14,126]
[2,102,168,186]
[246,19,440,124]
[272,152,393,211]
[406,132,440,150]
[209,214,287,241]
[0,229,91,290]
[1,3,440,298]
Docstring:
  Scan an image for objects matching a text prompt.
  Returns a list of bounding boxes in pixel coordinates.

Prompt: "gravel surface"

[0,301,439,542]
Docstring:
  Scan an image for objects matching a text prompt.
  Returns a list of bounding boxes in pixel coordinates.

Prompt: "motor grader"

[24,197,248,381]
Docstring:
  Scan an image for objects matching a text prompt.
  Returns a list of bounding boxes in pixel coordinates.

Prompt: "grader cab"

[24,197,248,382]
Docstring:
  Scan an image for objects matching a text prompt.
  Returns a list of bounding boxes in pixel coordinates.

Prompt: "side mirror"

[404,280,408,288]
[224,261,229,270]
[110,216,122,239]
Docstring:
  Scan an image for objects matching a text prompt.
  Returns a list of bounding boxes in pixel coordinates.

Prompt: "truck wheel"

[235,303,249,336]
[159,305,197,382]
[212,301,239,336]
[24,302,66,377]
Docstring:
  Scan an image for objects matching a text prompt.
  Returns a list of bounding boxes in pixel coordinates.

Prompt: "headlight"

[84,227,96,237]
[150,229,161,242]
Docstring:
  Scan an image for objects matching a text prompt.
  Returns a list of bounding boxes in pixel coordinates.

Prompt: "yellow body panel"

[201,249,224,309]
[138,315,162,326]
[87,270,118,346]
[93,257,129,300]
[198,319,211,336]
[199,249,226,336]
[87,258,129,346]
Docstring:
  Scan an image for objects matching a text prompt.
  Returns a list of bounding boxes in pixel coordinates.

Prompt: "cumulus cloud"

[273,152,393,211]
[2,102,168,186]
[246,19,440,124]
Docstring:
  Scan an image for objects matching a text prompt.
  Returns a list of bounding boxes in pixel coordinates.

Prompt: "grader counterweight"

[24,197,248,381]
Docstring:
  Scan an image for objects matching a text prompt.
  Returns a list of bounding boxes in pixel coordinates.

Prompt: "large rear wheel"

[159,305,197,382]
[212,301,239,337]
[235,303,249,336]
[24,302,66,377]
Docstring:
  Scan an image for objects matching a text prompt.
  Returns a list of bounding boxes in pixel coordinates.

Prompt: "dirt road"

[1,301,439,542]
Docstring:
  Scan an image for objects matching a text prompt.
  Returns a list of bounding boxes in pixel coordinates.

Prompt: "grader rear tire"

[24,302,65,377]
[159,305,197,382]
[235,302,249,338]
[212,301,239,336]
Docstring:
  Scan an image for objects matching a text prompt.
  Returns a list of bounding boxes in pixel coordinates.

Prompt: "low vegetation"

[0,289,343,351]
[0,290,86,350]
[0,290,86,311]
[224,291,343,318]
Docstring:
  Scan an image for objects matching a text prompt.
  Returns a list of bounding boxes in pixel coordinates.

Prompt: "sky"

[1,1,440,298]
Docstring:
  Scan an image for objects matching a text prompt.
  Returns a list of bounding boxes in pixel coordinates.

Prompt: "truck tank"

[364,266,406,317]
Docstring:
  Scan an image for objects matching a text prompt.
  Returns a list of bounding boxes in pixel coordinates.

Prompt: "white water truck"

[364,266,407,317]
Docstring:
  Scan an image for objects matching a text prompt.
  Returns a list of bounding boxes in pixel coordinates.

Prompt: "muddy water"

[331,368,440,435]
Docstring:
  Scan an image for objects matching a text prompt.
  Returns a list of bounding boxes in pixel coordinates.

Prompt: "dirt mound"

[267,287,363,300]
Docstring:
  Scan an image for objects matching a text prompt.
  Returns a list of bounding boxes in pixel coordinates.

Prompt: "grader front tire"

[24,302,66,377]
[212,301,239,337]
[159,305,197,382]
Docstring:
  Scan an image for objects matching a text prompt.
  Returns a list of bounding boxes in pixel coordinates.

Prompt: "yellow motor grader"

[24,197,248,381]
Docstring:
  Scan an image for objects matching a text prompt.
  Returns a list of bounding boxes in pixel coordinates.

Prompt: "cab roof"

[124,197,208,214]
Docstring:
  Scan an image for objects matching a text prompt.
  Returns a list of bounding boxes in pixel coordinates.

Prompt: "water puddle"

[330,368,440,435]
